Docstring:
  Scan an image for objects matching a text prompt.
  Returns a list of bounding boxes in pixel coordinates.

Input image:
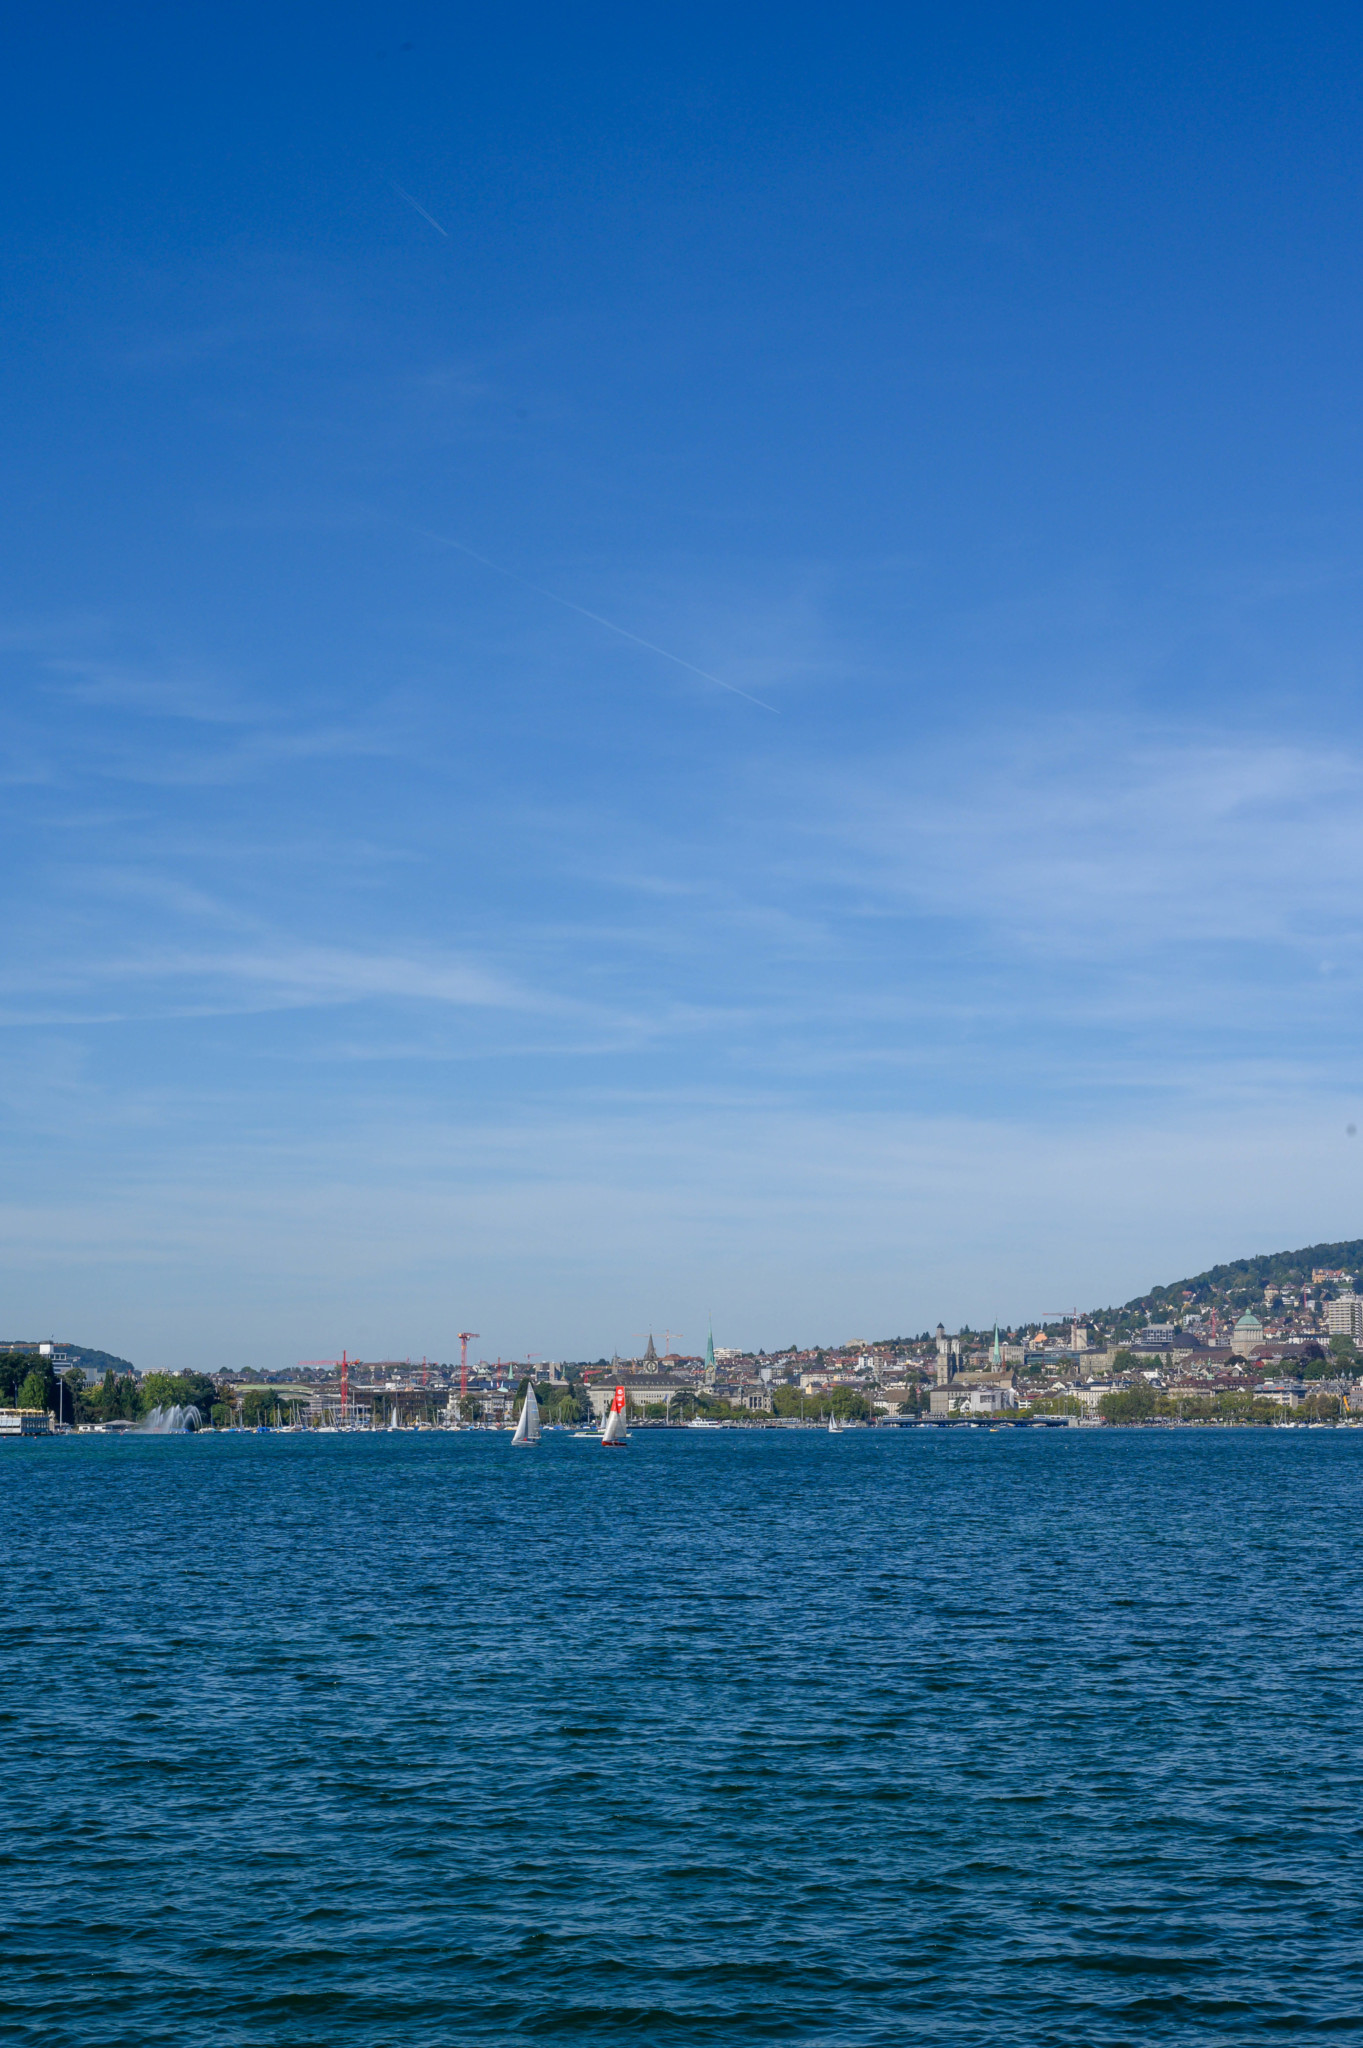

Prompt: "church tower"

[934,1323,963,1386]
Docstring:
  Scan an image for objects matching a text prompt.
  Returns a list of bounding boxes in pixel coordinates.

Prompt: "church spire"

[643,1332,658,1366]
[704,1317,716,1387]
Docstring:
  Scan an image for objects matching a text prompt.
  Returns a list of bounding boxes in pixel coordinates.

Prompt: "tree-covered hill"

[60,1344,137,1377]
[1120,1240,1363,1318]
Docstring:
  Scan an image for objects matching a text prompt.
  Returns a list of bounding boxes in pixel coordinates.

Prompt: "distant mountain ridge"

[1123,1240,1363,1317]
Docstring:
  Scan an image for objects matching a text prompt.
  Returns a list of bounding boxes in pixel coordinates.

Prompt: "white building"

[0,1409,50,1435]
[1326,1295,1363,1340]
[928,1383,1016,1417]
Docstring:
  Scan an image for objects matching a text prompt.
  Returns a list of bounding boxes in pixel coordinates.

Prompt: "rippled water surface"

[4,1426,1363,2045]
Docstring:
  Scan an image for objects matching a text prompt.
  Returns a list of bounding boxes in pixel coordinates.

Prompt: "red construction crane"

[458,1333,480,1402]
[298,1351,351,1422]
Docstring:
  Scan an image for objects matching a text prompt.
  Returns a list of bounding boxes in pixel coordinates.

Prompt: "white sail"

[512,1383,541,1445]
[601,1387,628,1445]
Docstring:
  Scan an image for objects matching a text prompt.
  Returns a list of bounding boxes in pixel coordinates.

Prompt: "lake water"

[4,1426,1362,2044]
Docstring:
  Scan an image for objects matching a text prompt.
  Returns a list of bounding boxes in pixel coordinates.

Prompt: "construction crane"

[458,1333,480,1404]
[298,1351,352,1423]
[1041,1309,1085,1351]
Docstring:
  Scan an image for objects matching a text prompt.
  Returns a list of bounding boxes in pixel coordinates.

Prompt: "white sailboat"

[511,1383,541,1446]
[827,1412,843,1434]
[601,1385,628,1447]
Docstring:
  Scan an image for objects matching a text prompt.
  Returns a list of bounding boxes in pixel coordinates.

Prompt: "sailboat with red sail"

[601,1384,628,1447]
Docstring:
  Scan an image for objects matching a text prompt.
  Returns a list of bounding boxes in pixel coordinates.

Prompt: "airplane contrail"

[389,180,448,236]
[426,533,779,713]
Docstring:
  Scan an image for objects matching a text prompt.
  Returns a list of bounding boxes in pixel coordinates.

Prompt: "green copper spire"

[704,1317,716,1386]
[991,1323,1001,1365]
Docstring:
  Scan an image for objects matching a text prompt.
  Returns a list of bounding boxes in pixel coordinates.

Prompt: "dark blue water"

[4,1427,1363,2045]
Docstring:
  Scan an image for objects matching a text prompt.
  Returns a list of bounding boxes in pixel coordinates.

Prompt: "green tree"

[51,1369,81,1424]
[141,1370,218,1414]
[0,1350,38,1404]
[76,1367,137,1422]
[1099,1382,1157,1423]
[17,1367,51,1411]
[242,1387,293,1425]
[1,1356,56,1409]
[73,1368,116,1424]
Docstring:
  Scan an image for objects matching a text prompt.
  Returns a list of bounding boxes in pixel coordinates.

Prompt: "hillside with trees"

[61,1344,137,1377]
[1117,1239,1363,1320]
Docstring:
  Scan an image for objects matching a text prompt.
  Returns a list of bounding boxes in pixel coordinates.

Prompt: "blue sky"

[5,4,1363,1370]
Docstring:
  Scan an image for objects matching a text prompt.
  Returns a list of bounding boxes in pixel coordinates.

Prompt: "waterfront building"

[0,1408,51,1435]
[1258,1379,1306,1408]
[928,1382,1015,1417]
[586,1377,680,1421]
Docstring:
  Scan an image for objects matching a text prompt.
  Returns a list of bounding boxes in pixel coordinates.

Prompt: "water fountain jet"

[138,1404,203,1433]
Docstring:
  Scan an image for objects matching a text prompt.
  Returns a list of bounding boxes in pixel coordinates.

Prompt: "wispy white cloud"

[44,655,256,725]
[0,940,541,1020]
[793,722,1363,963]
[2,625,405,792]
